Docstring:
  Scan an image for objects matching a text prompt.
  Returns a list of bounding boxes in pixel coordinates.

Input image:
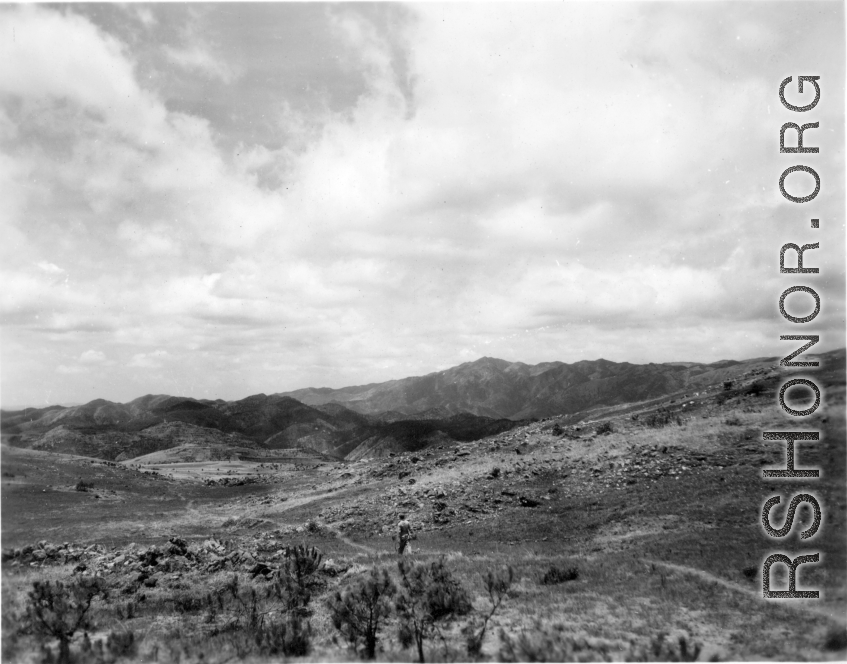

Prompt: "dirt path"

[643,558,844,622]
[324,524,380,555]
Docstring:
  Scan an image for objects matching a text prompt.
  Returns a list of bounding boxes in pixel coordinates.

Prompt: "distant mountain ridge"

[1,391,521,462]
[278,354,785,419]
[3,350,830,463]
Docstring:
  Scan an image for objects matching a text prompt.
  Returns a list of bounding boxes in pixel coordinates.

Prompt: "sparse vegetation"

[595,421,614,435]
[746,380,766,396]
[715,390,739,405]
[328,566,396,659]
[24,577,106,664]
[2,349,844,662]
[396,557,473,662]
[642,408,682,428]
[540,565,579,585]
[463,566,513,659]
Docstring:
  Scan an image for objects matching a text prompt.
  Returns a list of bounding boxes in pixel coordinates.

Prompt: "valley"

[2,351,845,662]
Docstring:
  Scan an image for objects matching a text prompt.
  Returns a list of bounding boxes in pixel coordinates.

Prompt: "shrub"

[396,558,472,662]
[499,622,589,662]
[595,422,613,435]
[540,565,579,585]
[104,629,137,660]
[24,577,106,664]
[74,480,91,492]
[284,544,323,586]
[329,566,397,659]
[210,574,314,657]
[638,631,702,662]
[550,424,564,437]
[642,409,681,428]
[746,380,766,396]
[724,415,742,426]
[268,546,323,616]
[172,592,205,614]
[464,566,513,659]
[253,613,312,657]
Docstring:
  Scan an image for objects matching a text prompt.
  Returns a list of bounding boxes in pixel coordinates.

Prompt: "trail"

[324,524,380,555]
[643,558,844,622]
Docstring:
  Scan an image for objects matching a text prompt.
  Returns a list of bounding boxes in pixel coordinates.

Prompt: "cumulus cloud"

[0,3,843,406]
[79,350,107,364]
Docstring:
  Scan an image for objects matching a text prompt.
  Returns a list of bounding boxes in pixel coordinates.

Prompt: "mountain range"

[1,351,803,462]
[280,354,781,419]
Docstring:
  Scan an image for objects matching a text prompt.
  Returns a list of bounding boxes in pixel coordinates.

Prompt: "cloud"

[128,350,169,369]
[79,349,106,364]
[163,43,236,83]
[116,221,181,258]
[57,364,87,375]
[0,3,843,407]
[36,261,64,274]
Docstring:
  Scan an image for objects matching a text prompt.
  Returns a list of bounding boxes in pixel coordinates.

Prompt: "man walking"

[397,513,414,555]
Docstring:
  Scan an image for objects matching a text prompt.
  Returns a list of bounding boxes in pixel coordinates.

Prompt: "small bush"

[746,380,766,396]
[208,574,314,658]
[104,629,137,660]
[724,415,742,426]
[641,631,702,662]
[396,557,472,662]
[499,622,594,662]
[464,566,513,659]
[24,577,106,664]
[595,422,613,435]
[284,544,323,584]
[74,480,91,492]
[172,592,205,614]
[642,409,681,428]
[269,547,323,615]
[329,566,396,659]
[550,424,564,436]
[715,389,740,405]
[254,613,312,657]
[540,565,579,585]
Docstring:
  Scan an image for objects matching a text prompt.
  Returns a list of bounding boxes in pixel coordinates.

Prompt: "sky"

[1,2,844,408]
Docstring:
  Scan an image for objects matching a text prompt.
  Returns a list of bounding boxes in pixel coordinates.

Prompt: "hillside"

[2,349,844,663]
[1,395,523,463]
[3,350,839,464]
[279,354,786,419]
